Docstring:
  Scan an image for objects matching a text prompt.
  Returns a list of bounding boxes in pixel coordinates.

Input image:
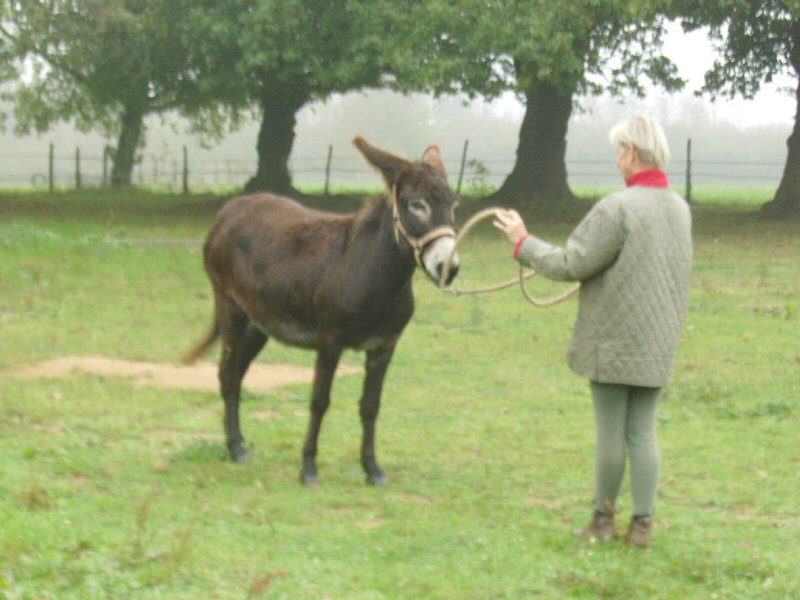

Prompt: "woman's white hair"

[609,116,670,168]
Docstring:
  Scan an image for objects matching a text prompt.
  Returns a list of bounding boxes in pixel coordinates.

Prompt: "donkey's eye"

[408,198,431,219]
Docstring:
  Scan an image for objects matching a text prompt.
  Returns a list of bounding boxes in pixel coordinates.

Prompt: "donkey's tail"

[182,321,220,364]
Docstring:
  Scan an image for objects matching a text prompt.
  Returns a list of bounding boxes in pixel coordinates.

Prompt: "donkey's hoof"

[300,470,319,487]
[367,471,388,487]
[229,447,250,464]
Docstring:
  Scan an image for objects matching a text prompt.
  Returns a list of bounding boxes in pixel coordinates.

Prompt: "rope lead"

[440,207,580,308]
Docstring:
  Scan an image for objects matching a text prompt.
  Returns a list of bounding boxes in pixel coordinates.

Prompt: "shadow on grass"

[168,439,229,464]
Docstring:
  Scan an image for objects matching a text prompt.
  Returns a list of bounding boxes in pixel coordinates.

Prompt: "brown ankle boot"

[573,510,618,541]
[623,516,653,548]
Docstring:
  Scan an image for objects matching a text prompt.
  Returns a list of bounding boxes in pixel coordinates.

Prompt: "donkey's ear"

[421,144,449,184]
[353,135,410,189]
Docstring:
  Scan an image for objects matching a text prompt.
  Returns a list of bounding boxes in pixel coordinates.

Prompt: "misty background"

[0,89,792,192]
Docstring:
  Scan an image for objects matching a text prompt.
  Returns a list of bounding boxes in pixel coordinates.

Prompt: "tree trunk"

[762,25,800,217]
[245,88,307,194]
[111,100,145,188]
[491,75,575,210]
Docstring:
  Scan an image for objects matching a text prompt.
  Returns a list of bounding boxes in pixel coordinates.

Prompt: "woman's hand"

[493,209,529,245]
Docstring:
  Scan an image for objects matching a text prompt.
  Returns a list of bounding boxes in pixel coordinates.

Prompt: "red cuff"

[513,235,529,260]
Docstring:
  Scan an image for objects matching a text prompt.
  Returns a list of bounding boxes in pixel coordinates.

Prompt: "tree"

[373,1,683,209]
[0,0,206,186]
[181,0,394,194]
[490,1,683,208]
[681,1,800,216]
[0,15,19,101]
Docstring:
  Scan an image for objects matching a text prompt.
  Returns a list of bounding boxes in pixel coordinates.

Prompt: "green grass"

[1,189,798,599]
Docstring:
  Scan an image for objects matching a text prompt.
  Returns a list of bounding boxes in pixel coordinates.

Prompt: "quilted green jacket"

[517,186,692,387]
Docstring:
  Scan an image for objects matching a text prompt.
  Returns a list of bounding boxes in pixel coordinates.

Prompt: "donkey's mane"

[349,193,390,237]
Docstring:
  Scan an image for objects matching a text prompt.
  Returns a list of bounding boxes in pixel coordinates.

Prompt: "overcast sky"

[662,22,795,127]
[490,22,796,129]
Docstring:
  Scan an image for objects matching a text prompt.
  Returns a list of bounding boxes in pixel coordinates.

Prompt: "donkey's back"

[203,192,394,350]
[205,192,350,285]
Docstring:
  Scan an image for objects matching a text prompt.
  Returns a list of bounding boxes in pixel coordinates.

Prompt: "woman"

[493,116,692,548]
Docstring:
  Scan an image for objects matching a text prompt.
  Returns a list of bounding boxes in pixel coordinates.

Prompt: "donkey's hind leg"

[216,295,255,463]
[237,322,268,382]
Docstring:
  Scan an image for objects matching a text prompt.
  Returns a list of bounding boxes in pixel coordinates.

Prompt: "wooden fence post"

[75,147,82,190]
[324,144,333,197]
[152,157,159,187]
[49,143,54,195]
[456,140,469,194]
[102,145,110,187]
[182,146,189,195]
[685,138,692,204]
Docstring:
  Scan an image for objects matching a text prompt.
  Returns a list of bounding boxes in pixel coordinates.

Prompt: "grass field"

[1,188,798,599]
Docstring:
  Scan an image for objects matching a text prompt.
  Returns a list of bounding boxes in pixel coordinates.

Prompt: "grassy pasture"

[0,188,798,599]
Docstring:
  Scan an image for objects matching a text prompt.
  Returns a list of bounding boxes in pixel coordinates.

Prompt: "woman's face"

[616,144,636,180]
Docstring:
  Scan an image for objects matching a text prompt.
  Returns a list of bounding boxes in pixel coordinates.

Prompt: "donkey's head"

[354,136,460,286]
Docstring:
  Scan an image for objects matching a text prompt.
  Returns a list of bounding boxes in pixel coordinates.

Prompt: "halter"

[391,184,456,270]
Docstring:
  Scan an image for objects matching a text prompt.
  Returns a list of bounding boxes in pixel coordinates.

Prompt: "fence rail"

[0,141,787,200]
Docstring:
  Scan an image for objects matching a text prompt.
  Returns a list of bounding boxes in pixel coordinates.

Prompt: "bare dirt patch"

[6,356,362,393]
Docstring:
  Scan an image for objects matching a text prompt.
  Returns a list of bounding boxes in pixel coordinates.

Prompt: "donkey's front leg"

[360,344,396,486]
[300,340,342,486]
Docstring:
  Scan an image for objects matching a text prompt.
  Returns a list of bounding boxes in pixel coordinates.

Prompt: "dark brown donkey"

[185,137,461,486]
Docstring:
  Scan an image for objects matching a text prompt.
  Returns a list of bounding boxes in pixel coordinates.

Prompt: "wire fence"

[0,140,786,197]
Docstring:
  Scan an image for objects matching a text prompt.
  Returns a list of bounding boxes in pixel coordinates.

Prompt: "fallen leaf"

[392,493,435,505]
[746,466,768,478]
[249,571,286,598]
[356,519,391,529]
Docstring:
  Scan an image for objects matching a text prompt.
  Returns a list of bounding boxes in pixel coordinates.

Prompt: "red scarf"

[626,169,669,188]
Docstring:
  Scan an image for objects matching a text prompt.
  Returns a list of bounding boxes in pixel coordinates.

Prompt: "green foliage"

[0,190,799,598]
[680,1,800,98]
[0,0,203,137]
[679,3,800,214]
[378,0,685,100]
[503,0,684,95]
[355,0,507,98]
[181,0,391,138]
[466,158,492,194]
[0,0,227,185]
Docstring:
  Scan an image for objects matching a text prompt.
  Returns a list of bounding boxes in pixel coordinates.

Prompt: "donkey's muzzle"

[436,261,460,286]
[423,236,459,287]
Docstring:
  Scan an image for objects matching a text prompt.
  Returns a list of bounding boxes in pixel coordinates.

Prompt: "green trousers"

[590,381,663,517]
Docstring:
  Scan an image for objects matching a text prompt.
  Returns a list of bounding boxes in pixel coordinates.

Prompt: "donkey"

[185,136,461,486]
